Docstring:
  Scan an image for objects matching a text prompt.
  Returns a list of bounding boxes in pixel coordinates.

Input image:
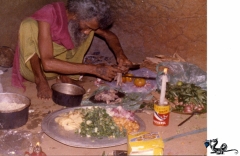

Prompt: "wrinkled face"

[68,18,99,47]
[79,18,99,35]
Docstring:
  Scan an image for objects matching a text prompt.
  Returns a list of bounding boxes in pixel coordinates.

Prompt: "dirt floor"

[0,67,207,156]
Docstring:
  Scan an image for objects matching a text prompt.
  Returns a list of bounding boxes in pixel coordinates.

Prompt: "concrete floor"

[0,67,207,156]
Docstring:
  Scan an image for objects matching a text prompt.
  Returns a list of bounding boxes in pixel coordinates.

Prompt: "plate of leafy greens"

[41,106,146,148]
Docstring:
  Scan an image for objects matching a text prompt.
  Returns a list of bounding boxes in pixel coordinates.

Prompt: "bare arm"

[37,21,119,80]
[95,28,132,72]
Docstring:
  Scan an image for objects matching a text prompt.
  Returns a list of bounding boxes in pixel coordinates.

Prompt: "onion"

[197,107,203,111]
[106,106,135,121]
[194,105,199,110]
[184,105,193,113]
[189,103,194,110]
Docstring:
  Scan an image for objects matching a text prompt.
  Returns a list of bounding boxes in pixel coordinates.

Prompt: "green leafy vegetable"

[165,81,207,113]
[76,107,126,138]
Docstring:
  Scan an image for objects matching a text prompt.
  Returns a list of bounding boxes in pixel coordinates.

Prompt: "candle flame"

[163,68,168,74]
[36,142,40,146]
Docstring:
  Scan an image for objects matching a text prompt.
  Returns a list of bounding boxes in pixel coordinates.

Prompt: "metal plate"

[41,106,146,148]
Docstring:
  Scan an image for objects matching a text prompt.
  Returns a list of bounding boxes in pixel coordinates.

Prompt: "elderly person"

[12,0,132,100]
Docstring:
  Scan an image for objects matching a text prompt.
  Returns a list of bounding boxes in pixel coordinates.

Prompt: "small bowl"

[51,83,86,107]
[0,93,31,129]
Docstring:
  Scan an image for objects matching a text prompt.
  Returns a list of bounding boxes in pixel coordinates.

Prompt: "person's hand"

[117,54,133,74]
[94,64,121,81]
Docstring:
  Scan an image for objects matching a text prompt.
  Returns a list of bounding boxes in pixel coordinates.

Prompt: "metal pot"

[51,83,86,107]
[0,93,31,129]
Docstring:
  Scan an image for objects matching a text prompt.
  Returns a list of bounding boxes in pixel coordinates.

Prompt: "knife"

[129,64,140,70]
[122,75,156,80]
[112,64,140,70]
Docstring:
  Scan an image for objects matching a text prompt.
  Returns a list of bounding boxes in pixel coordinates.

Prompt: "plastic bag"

[0,130,44,155]
[156,62,207,90]
[105,68,157,93]
[81,86,149,111]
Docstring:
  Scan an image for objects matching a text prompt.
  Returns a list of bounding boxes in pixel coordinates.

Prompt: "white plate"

[41,106,146,148]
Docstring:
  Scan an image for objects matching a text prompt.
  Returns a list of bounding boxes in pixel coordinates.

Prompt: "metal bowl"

[0,93,31,129]
[51,83,86,107]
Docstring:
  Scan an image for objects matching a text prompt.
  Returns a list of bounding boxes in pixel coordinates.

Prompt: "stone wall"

[0,0,206,71]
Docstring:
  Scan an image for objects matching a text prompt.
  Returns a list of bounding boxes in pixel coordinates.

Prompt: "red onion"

[184,105,193,113]
[106,106,135,121]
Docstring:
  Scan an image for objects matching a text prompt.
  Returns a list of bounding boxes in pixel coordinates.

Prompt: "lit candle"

[34,142,46,156]
[159,68,168,105]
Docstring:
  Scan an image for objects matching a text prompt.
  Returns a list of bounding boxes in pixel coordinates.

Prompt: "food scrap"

[94,89,123,104]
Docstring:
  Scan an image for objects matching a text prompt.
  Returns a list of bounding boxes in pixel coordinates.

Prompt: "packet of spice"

[127,131,164,155]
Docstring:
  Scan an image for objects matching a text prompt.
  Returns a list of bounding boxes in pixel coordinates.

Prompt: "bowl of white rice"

[0,93,31,129]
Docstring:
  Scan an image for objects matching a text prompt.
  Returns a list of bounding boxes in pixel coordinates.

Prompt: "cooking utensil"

[41,106,146,148]
[177,110,202,126]
[112,64,140,70]
[51,83,86,107]
[122,75,156,80]
[0,93,31,129]
[129,64,140,70]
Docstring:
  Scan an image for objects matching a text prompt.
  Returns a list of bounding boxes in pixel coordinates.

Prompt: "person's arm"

[95,28,132,73]
[37,21,120,81]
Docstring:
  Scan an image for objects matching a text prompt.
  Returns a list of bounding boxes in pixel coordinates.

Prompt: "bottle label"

[153,104,170,126]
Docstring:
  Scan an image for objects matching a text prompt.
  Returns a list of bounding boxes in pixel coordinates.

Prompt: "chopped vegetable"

[76,107,126,138]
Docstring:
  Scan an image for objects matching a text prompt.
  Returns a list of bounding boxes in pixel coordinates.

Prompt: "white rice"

[0,102,26,111]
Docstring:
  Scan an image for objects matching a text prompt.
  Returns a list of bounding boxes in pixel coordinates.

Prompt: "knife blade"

[129,64,140,70]
[122,75,156,80]
[112,64,140,70]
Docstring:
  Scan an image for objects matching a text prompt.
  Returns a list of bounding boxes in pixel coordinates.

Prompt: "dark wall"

[0,0,66,49]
